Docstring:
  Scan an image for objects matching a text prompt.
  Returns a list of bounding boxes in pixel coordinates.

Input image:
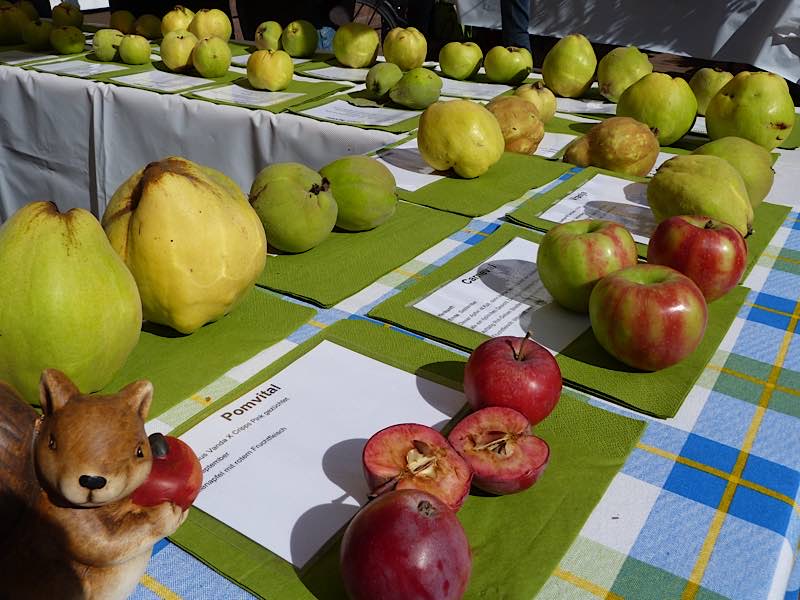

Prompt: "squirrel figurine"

[0,369,188,600]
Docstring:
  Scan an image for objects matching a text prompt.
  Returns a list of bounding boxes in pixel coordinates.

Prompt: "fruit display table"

[0,64,402,220]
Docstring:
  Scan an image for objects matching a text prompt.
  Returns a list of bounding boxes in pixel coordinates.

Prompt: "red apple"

[340,489,472,600]
[463,335,562,425]
[537,219,639,312]
[448,406,550,495]
[647,215,747,302]
[362,423,473,511]
[588,263,708,371]
[131,433,202,510]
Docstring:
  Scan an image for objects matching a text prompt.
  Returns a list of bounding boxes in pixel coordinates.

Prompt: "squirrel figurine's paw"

[153,501,188,536]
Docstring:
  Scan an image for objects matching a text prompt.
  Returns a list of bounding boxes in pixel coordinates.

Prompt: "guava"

[705,71,795,150]
[0,5,28,44]
[486,95,544,154]
[388,67,442,109]
[281,19,316,58]
[92,28,123,62]
[161,5,194,37]
[688,67,732,115]
[118,34,151,64]
[438,41,482,81]
[563,116,659,176]
[50,25,85,54]
[255,20,282,51]
[0,201,142,404]
[109,9,135,34]
[596,46,652,102]
[192,35,231,77]
[14,0,36,20]
[365,62,403,100]
[320,156,397,231]
[160,29,197,72]
[418,99,505,179]
[616,73,697,145]
[333,21,379,68]
[22,18,51,50]
[514,81,556,123]
[51,1,82,27]
[188,8,231,41]
[383,26,427,71]
[247,48,293,91]
[134,14,161,39]
[484,45,532,85]
[542,34,596,98]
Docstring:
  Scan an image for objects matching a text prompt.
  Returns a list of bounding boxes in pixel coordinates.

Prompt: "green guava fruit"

[320,156,397,231]
[333,22,379,68]
[109,9,135,34]
[281,19,316,57]
[92,28,123,62]
[542,33,597,97]
[563,116,659,176]
[161,5,194,37]
[388,67,442,109]
[118,33,151,64]
[383,26,426,71]
[15,0,36,20]
[514,81,556,123]
[647,154,753,236]
[692,136,774,209]
[616,72,697,145]
[51,1,82,27]
[160,29,197,72]
[134,14,161,39]
[0,201,142,404]
[255,20,282,51]
[22,18,51,50]
[102,157,267,335]
[50,25,85,54]
[688,67,732,115]
[365,62,403,100]
[0,5,29,44]
[192,35,231,77]
[596,46,652,102]
[188,8,231,41]
[438,41,482,80]
[247,48,293,91]
[417,99,505,179]
[705,71,795,150]
[483,45,532,85]
[249,163,338,253]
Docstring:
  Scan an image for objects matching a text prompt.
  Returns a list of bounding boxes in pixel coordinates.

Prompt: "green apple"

[92,27,123,62]
[247,48,293,91]
[109,9,135,34]
[118,34,151,64]
[438,41,482,81]
[688,67,732,115]
[280,19,317,58]
[49,24,84,54]
[483,46,532,85]
[382,26,426,71]
[248,162,338,253]
[161,5,194,37]
[51,2,83,28]
[134,14,162,40]
[514,81,557,123]
[188,8,231,41]
[191,35,231,77]
[537,219,638,313]
[160,29,197,72]
[319,155,397,231]
[0,5,29,44]
[14,0,36,20]
[255,20,282,51]
[333,21,379,67]
[22,18,51,49]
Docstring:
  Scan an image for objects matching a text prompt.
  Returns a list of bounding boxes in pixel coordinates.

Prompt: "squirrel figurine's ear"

[39,369,80,416]
[119,380,154,421]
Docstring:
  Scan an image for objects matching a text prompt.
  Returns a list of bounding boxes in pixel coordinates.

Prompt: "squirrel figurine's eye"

[48,435,56,450]
[136,445,144,458]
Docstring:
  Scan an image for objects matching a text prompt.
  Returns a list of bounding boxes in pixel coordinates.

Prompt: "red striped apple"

[588,264,708,371]
[646,215,747,302]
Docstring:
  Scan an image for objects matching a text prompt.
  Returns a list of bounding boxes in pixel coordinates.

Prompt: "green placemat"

[506,167,790,277]
[183,77,349,113]
[368,223,748,418]
[100,287,314,421]
[255,201,469,307]
[289,94,421,133]
[395,151,571,217]
[170,318,646,600]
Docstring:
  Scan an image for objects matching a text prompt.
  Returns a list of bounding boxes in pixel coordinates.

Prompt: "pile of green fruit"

[0,0,89,54]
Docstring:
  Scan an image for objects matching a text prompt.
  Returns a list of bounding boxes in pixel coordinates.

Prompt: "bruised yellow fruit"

[102,157,267,334]
[563,116,659,176]
[486,95,544,154]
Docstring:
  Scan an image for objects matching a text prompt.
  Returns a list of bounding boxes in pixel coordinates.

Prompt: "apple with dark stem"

[463,333,562,426]
[362,423,472,511]
[340,489,472,600]
[448,406,550,495]
[646,215,747,302]
[131,433,202,510]
[483,45,532,84]
[589,263,708,371]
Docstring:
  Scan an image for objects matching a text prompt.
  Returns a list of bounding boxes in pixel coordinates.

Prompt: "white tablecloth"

[0,66,401,221]
[456,0,800,84]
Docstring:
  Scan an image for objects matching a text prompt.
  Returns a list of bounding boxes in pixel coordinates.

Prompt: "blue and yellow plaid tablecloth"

[132,159,800,600]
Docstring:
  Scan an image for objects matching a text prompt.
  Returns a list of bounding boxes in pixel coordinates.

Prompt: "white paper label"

[648,152,677,176]
[300,98,417,126]
[193,84,304,107]
[34,59,127,77]
[303,65,369,82]
[439,77,511,100]
[556,97,617,114]
[109,69,214,92]
[414,237,590,353]
[375,139,444,191]
[180,340,465,568]
[534,132,577,158]
[538,174,654,244]
[0,50,61,65]
[689,116,707,135]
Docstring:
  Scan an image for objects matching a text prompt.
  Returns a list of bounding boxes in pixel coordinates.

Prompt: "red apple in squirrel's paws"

[340,489,472,600]
[448,406,550,495]
[463,334,562,426]
[362,423,473,511]
[131,433,203,510]
[646,215,747,302]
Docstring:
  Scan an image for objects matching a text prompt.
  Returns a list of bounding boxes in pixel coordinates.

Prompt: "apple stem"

[515,331,532,361]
